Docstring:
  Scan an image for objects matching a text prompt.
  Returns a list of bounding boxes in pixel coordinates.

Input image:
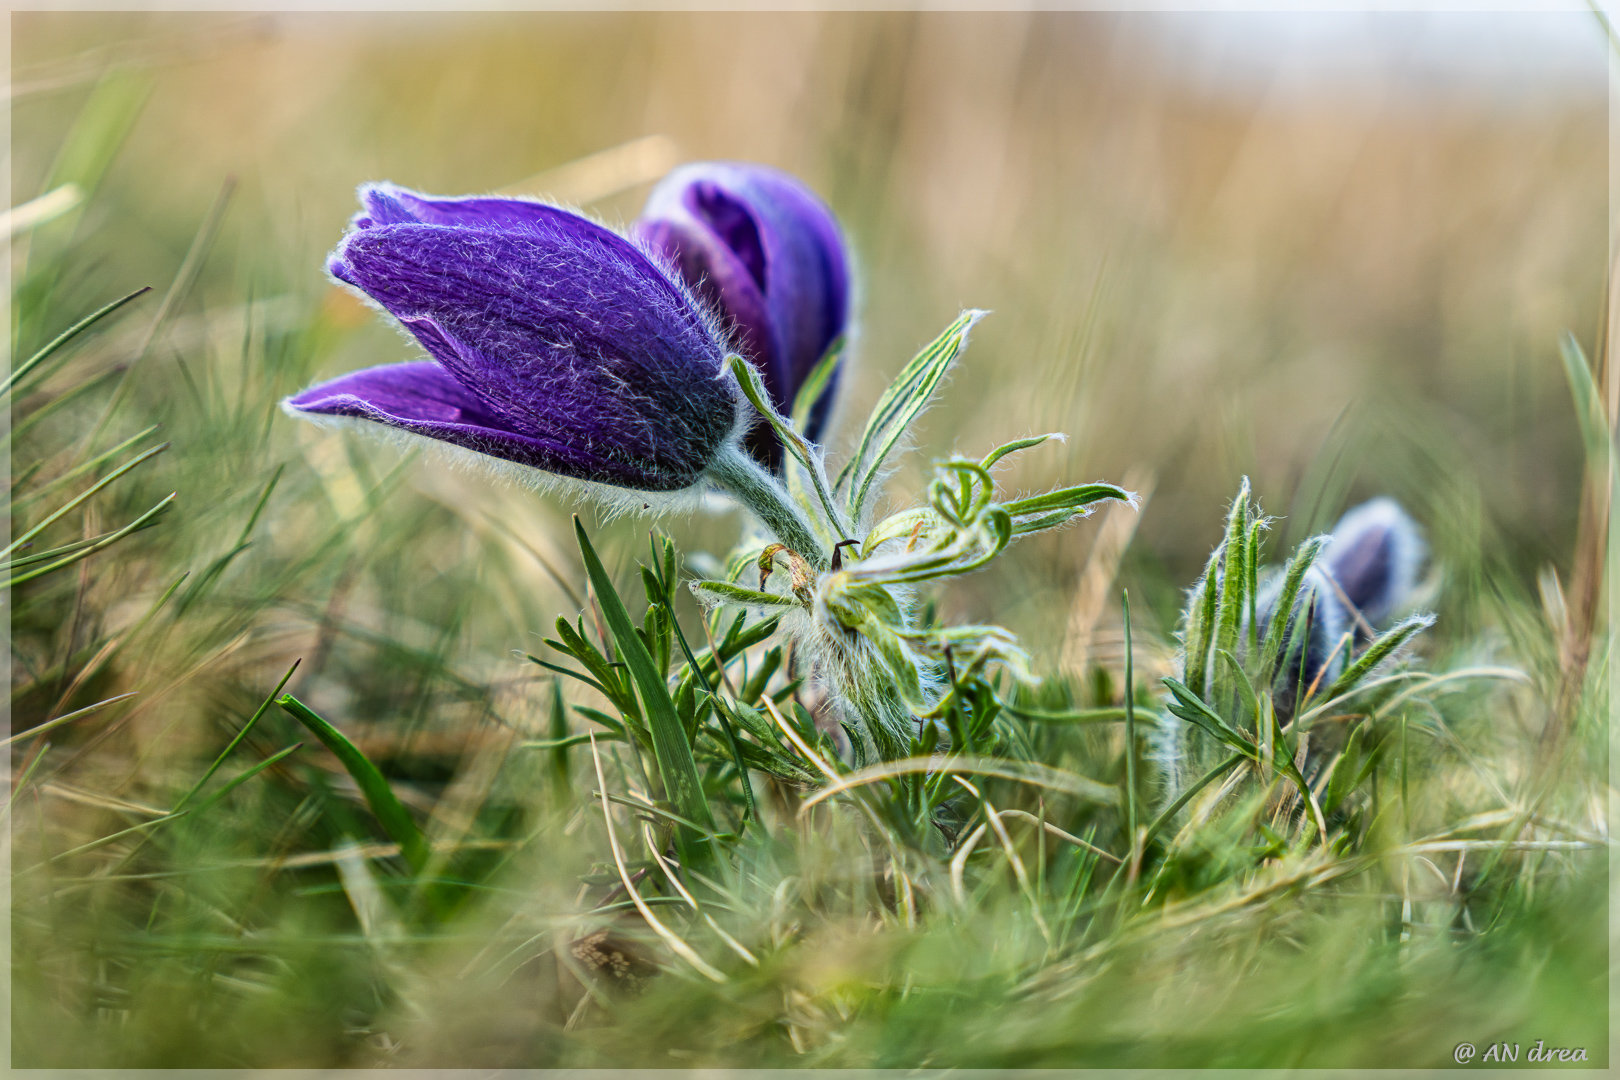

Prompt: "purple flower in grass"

[633,163,850,472]
[1324,497,1425,631]
[286,184,742,494]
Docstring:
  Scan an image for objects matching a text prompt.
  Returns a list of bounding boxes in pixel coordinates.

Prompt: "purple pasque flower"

[1324,497,1425,630]
[632,162,850,471]
[286,183,741,494]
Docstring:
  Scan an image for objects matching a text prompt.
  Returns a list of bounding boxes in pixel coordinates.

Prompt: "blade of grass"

[1122,589,1138,854]
[0,691,136,748]
[11,424,160,510]
[3,442,169,559]
[3,285,151,397]
[671,614,758,827]
[5,492,176,588]
[1141,751,1246,850]
[588,734,725,982]
[42,743,303,866]
[799,754,1114,813]
[276,693,429,874]
[173,659,301,812]
[574,517,715,840]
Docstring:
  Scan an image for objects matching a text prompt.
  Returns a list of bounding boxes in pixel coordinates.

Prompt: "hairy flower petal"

[288,186,740,493]
[286,360,682,489]
[353,183,574,233]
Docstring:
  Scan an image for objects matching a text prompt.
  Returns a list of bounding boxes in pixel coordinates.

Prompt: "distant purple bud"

[1324,498,1425,629]
[286,184,740,494]
[632,162,850,472]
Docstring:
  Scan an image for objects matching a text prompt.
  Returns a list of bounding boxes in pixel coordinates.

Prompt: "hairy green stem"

[707,445,831,570]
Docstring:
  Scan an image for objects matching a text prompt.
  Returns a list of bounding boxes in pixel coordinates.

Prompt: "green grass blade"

[0,691,137,748]
[3,441,169,559]
[184,742,304,817]
[1123,589,1138,848]
[12,424,161,512]
[671,614,759,828]
[172,660,301,812]
[276,693,430,873]
[1142,751,1245,849]
[1558,333,1610,467]
[573,517,716,836]
[4,286,152,397]
[4,491,176,588]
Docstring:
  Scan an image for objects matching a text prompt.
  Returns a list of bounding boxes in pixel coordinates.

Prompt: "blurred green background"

[14,11,1606,594]
[8,10,1609,1068]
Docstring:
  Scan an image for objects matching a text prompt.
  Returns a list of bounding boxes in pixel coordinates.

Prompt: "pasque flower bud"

[633,162,850,472]
[287,183,743,495]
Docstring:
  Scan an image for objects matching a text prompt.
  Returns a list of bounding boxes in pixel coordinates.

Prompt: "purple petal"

[285,361,684,490]
[324,205,737,491]
[1325,498,1425,627]
[353,183,573,233]
[634,216,775,386]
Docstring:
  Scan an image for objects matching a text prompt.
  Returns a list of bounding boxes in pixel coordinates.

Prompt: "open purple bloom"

[632,162,850,472]
[286,184,740,493]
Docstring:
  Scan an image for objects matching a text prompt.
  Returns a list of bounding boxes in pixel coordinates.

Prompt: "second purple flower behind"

[633,162,850,473]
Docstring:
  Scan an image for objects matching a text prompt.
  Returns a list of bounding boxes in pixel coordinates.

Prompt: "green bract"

[693,310,1134,764]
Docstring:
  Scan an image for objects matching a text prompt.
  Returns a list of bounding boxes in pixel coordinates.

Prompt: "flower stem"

[707,445,831,570]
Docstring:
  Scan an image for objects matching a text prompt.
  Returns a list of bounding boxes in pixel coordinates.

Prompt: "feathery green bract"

[981,432,1064,471]
[573,518,716,840]
[840,309,985,519]
[690,579,800,607]
[1002,482,1130,519]
[1185,544,1222,700]
[1208,478,1253,718]
[1319,612,1437,705]
[728,353,848,537]
[1259,534,1330,678]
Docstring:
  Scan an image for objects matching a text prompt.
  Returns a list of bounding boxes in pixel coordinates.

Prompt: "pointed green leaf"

[843,309,986,518]
[574,518,715,835]
[1320,612,1436,704]
[276,694,429,873]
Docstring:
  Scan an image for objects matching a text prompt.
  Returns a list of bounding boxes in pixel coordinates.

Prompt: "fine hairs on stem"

[706,443,831,570]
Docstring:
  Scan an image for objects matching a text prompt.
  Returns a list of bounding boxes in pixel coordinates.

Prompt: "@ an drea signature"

[1453,1040,1590,1064]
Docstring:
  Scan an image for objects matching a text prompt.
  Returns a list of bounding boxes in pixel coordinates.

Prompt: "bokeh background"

[13,10,1607,641]
[9,10,1610,1067]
